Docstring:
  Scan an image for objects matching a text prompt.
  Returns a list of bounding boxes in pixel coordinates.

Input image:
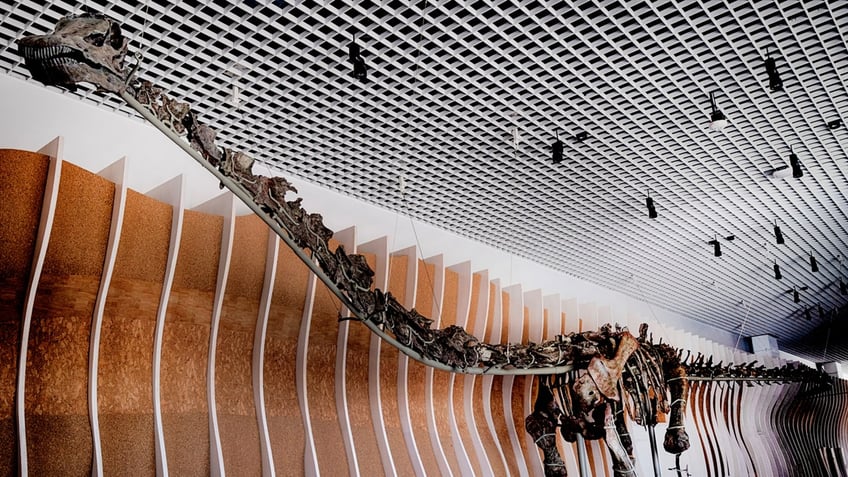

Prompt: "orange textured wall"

[0,149,48,476]
[26,162,113,475]
[217,215,267,477]
[380,255,416,476]
[264,242,308,475]
[99,190,171,476]
[161,209,222,476]
[307,237,350,474]
[344,250,383,475]
[1,148,535,477]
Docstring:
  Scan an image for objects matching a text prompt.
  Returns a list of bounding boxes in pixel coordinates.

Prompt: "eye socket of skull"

[85,32,106,46]
[108,22,124,49]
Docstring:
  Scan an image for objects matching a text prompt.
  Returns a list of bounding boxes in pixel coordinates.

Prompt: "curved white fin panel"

[392,245,426,477]
[503,284,528,477]
[194,193,237,477]
[464,271,494,476]
[88,157,128,477]
[147,174,186,477]
[253,230,279,477]
[358,236,397,477]
[446,261,475,477]
[15,136,64,476]
[333,227,360,477]
[422,254,453,477]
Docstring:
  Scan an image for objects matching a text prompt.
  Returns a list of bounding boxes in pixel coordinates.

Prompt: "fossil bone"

[17,13,129,93]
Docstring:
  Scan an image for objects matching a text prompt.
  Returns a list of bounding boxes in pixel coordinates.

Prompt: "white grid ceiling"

[1,0,847,362]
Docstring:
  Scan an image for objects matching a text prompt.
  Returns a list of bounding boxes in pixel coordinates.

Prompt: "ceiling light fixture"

[774,220,785,245]
[708,91,728,131]
[774,260,782,280]
[551,129,563,164]
[348,34,367,81]
[809,251,819,273]
[818,303,825,320]
[788,146,803,178]
[786,285,808,303]
[709,235,722,257]
[573,131,589,143]
[804,305,811,321]
[707,235,733,257]
[841,278,848,296]
[827,119,843,130]
[646,190,657,219]
[765,49,783,92]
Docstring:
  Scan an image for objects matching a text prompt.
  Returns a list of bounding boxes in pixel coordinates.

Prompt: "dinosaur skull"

[17,13,128,93]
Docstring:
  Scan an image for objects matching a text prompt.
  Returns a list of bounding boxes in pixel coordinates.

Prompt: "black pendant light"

[765,49,783,92]
[708,91,728,131]
[709,236,721,257]
[809,252,819,273]
[348,34,367,81]
[774,220,785,245]
[551,130,564,164]
[788,146,803,178]
[774,260,782,280]
[804,305,811,321]
[646,189,657,219]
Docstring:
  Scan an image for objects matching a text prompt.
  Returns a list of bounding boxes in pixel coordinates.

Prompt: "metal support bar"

[120,90,572,377]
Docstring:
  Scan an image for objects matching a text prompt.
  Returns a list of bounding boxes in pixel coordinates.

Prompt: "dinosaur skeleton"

[16,14,831,477]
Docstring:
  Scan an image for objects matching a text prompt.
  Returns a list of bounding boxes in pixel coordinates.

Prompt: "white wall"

[0,72,743,348]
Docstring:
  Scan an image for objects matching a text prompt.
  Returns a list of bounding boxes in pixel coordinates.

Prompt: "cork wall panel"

[492,291,519,476]
[25,162,113,475]
[434,269,461,475]
[217,215,267,477]
[408,260,440,476]
[473,281,505,476]
[40,162,114,277]
[161,210,222,476]
[171,211,222,292]
[97,189,170,476]
[344,251,382,476]
[111,190,171,283]
[264,243,308,476]
[306,238,350,475]
[379,255,415,476]
[0,149,48,474]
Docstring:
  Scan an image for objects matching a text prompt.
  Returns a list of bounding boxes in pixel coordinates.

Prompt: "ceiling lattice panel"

[2,0,847,362]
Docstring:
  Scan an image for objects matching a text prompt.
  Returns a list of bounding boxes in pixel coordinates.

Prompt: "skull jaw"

[17,26,128,94]
[22,53,126,93]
